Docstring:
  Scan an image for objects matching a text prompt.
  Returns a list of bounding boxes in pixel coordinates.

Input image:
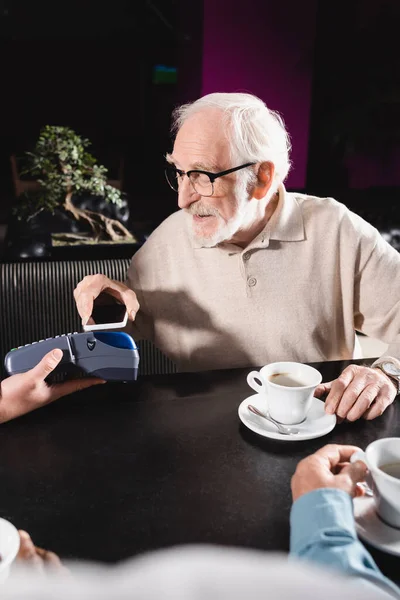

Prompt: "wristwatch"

[372,359,400,395]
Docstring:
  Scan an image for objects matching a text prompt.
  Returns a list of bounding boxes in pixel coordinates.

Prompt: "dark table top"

[0,358,399,581]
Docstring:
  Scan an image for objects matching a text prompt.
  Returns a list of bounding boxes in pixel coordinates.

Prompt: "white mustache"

[185,202,219,217]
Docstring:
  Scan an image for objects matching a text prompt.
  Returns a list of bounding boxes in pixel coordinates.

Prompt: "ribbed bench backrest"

[0,260,177,378]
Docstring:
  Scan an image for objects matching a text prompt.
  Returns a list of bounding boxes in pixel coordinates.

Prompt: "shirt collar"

[268,184,305,242]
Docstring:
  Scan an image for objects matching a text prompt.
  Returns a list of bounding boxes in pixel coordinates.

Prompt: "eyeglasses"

[165,162,256,197]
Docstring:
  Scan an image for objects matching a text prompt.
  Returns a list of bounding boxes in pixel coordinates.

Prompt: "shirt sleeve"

[124,251,155,343]
[290,488,400,597]
[351,216,400,362]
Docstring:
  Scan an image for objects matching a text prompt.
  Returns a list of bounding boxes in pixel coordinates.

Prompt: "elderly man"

[74,92,400,421]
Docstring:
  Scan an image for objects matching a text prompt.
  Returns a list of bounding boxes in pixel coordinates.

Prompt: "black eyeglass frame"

[165,162,256,196]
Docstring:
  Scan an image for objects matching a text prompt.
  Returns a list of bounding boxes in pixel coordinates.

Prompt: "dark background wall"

[307,0,400,194]
[0,0,203,224]
[0,0,399,229]
[202,0,317,190]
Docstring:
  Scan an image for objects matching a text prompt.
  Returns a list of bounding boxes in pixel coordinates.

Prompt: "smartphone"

[83,293,128,331]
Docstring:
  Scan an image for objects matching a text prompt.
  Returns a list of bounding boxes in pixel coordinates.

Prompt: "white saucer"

[353,495,400,556]
[238,394,336,441]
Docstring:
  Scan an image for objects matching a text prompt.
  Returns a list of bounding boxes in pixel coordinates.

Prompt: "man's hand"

[0,349,105,424]
[74,274,139,327]
[291,444,368,502]
[314,364,397,421]
[17,530,67,574]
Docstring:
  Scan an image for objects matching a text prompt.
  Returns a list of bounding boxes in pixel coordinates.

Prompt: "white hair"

[171,92,292,193]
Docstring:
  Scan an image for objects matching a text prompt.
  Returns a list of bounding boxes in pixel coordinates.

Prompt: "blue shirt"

[290,488,400,597]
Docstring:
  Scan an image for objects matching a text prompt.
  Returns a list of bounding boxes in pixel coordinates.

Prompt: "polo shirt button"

[248,277,257,287]
[243,252,251,261]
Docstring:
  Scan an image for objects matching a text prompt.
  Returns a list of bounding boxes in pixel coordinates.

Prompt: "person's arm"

[314,212,400,421]
[0,349,104,424]
[123,252,155,343]
[290,445,400,597]
[291,488,399,593]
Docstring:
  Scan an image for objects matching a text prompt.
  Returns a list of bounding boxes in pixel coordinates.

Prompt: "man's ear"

[253,162,275,199]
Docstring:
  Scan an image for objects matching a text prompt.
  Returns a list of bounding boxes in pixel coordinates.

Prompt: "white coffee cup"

[351,438,400,529]
[0,518,20,584]
[246,361,322,425]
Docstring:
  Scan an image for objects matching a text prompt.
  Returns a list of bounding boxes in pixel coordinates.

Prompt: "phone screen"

[91,303,127,325]
[84,293,128,330]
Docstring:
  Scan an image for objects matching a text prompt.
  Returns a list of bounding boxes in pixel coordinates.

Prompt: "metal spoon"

[247,404,300,435]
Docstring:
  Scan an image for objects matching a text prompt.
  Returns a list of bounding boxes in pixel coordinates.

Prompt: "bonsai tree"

[17,125,134,242]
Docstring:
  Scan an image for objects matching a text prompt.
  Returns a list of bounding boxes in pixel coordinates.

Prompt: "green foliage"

[14,190,50,221]
[20,125,124,214]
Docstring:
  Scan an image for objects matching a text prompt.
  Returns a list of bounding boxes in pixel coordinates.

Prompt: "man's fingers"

[30,349,63,381]
[119,290,140,321]
[17,531,43,569]
[340,460,369,488]
[105,287,140,321]
[17,530,36,559]
[333,377,365,419]
[18,533,66,573]
[35,546,64,568]
[74,275,115,324]
[49,377,106,402]
[355,482,365,497]
[362,393,392,420]
[314,381,332,399]
[346,384,378,421]
[334,377,378,419]
[77,291,98,326]
[324,367,356,414]
[324,366,396,421]
[313,444,363,469]
[74,276,139,326]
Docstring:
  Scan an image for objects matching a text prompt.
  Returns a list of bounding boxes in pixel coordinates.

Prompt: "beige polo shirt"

[125,185,400,371]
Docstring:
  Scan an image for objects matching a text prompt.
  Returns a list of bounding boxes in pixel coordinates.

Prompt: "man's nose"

[177,177,201,209]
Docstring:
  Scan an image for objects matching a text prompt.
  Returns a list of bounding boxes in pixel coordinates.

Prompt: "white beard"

[186,187,249,248]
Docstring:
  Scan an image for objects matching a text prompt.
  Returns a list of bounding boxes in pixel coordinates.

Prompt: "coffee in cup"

[379,462,400,479]
[268,372,308,387]
[351,438,400,528]
[246,361,322,425]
